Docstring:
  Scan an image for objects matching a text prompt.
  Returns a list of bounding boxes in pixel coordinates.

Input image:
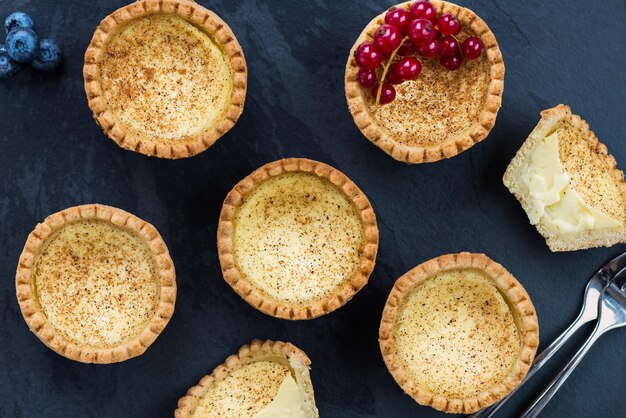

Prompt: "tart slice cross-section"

[15,204,176,363]
[175,340,318,418]
[503,104,626,251]
[218,158,378,320]
[379,253,539,414]
[84,0,247,158]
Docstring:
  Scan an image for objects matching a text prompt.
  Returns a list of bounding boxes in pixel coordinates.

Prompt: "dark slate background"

[1,0,625,417]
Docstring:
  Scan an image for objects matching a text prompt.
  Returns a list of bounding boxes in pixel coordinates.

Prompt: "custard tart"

[84,0,246,158]
[15,204,176,363]
[176,340,318,418]
[218,158,378,320]
[504,104,626,251]
[379,253,539,413]
[345,0,504,163]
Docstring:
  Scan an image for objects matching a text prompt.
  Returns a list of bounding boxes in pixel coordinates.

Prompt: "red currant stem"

[441,32,461,47]
[375,36,409,105]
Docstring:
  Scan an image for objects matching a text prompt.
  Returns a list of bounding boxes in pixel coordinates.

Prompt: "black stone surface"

[1,1,625,417]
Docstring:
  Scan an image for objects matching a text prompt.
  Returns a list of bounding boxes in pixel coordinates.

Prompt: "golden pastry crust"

[217,158,379,320]
[503,104,626,251]
[15,204,176,364]
[175,339,319,418]
[84,0,247,159]
[345,0,504,163]
[379,253,539,414]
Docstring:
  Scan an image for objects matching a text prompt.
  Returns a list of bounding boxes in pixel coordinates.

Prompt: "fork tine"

[610,265,626,292]
[614,269,626,286]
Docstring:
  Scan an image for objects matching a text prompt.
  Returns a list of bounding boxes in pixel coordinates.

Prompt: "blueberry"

[4,12,34,34]
[6,27,39,63]
[31,38,61,71]
[0,46,22,78]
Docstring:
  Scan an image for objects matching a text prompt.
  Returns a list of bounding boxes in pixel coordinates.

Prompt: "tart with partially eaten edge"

[84,0,247,159]
[504,104,626,251]
[218,158,378,320]
[345,0,504,163]
[379,253,539,413]
[15,204,176,363]
[176,339,318,418]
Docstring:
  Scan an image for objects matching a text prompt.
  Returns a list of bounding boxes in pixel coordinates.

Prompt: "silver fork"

[469,251,626,418]
[520,264,626,417]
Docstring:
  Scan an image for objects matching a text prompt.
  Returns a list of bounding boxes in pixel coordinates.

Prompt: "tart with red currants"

[345,1,504,164]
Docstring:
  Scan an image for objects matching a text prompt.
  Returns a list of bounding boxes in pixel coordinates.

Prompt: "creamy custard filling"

[34,220,159,348]
[253,373,306,418]
[233,172,364,305]
[99,15,232,141]
[519,132,621,233]
[395,269,521,398]
[366,30,490,147]
[192,360,306,418]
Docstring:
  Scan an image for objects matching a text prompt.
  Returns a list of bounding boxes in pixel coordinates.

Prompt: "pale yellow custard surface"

[99,14,232,142]
[364,29,490,148]
[34,220,159,348]
[192,361,300,418]
[253,370,306,418]
[557,121,626,224]
[394,269,521,398]
[232,172,365,306]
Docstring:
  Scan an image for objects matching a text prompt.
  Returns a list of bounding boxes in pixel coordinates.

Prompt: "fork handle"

[520,321,605,418]
[469,311,590,418]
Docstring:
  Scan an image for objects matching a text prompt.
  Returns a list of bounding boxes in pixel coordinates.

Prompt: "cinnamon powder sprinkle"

[34,220,160,348]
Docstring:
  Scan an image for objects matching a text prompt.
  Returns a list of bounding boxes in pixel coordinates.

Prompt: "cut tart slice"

[379,253,539,414]
[15,204,176,363]
[345,0,504,163]
[176,340,318,418]
[503,104,626,251]
[84,0,246,159]
[218,158,378,320]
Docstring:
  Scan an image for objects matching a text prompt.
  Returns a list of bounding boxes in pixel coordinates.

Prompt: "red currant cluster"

[354,1,484,105]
